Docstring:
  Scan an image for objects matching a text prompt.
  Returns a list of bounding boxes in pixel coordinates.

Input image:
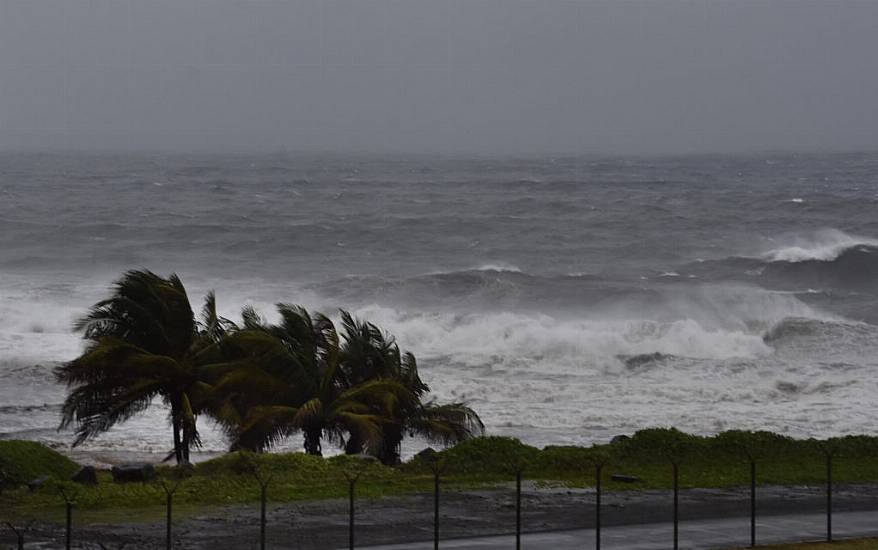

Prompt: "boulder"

[111,463,156,483]
[610,474,641,483]
[27,475,50,492]
[173,463,195,478]
[415,448,438,461]
[0,468,9,494]
[351,453,379,463]
[72,466,98,485]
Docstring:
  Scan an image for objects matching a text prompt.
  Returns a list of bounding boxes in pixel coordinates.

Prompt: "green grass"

[0,440,79,486]
[5,428,878,524]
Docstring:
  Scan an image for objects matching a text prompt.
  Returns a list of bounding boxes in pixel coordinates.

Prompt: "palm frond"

[292,398,324,427]
[241,305,267,331]
[407,401,485,446]
[334,411,384,449]
[235,405,301,451]
[198,291,238,342]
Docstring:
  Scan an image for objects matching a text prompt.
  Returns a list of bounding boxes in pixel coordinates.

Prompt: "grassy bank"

[4,428,878,523]
[0,441,79,486]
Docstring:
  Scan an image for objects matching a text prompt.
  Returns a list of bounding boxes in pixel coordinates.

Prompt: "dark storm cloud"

[1,0,876,155]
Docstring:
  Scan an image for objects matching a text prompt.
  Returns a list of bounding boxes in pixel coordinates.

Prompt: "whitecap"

[762,229,878,263]
[471,263,522,273]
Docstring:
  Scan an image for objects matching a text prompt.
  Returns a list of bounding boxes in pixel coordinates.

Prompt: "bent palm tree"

[213,304,415,455]
[55,270,234,464]
[388,399,485,464]
[338,312,485,464]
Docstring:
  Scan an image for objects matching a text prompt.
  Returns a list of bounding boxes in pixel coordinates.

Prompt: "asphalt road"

[348,510,878,549]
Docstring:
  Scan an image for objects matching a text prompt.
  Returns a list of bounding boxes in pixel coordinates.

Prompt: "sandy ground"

[5,483,878,549]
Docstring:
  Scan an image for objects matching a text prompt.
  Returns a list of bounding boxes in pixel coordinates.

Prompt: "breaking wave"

[761,244,878,290]
[468,263,523,273]
[350,306,774,372]
[684,230,878,292]
[762,229,878,262]
[762,316,877,346]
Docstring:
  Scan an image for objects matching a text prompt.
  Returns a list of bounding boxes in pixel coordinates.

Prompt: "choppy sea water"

[1,151,877,463]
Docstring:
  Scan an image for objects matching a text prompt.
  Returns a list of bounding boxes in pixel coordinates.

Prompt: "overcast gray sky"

[1,0,876,155]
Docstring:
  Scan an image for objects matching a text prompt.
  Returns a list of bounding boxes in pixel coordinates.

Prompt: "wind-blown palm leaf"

[198,291,237,344]
[334,311,484,463]
[408,402,486,445]
[234,405,301,451]
[56,270,238,464]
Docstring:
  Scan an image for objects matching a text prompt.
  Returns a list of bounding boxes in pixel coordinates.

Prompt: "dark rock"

[0,469,10,494]
[112,463,156,483]
[173,463,196,478]
[610,474,641,483]
[610,435,630,445]
[72,466,98,485]
[27,475,50,492]
[351,453,379,463]
[415,448,438,461]
[622,352,671,370]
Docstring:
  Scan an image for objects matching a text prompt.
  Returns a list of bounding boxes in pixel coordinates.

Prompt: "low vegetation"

[5,429,878,524]
[0,441,78,487]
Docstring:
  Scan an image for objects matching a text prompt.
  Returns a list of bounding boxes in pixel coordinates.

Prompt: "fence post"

[434,469,440,550]
[515,469,522,550]
[166,491,173,550]
[429,459,446,550]
[261,481,268,550]
[826,452,833,542]
[672,462,679,550]
[58,487,76,550]
[349,476,356,550]
[595,463,602,550]
[160,479,182,550]
[245,461,273,550]
[66,499,72,550]
[4,522,24,550]
[343,460,374,550]
[342,457,376,550]
[749,460,756,548]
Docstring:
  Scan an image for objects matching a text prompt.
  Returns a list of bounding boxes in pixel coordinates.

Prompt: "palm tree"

[55,270,235,464]
[385,399,485,465]
[338,312,485,464]
[212,304,415,455]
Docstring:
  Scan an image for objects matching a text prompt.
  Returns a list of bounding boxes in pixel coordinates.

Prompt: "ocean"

[1,151,877,463]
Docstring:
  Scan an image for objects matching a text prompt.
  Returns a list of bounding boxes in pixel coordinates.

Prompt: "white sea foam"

[0,285,89,365]
[470,263,523,273]
[763,228,878,262]
[344,300,873,449]
[350,306,772,373]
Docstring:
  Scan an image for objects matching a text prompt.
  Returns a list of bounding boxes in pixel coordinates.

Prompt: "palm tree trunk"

[379,425,403,465]
[303,427,323,456]
[182,430,191,464]
[171,414,183,465]
[344,433,364,455]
